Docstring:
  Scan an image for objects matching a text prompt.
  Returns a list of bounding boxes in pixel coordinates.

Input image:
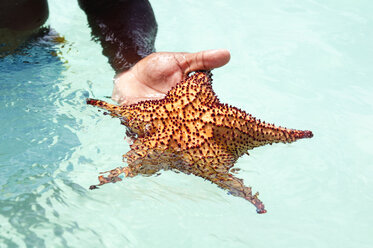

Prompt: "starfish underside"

[87,71,313,213]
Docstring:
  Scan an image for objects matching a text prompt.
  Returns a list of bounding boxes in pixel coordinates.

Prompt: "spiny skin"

[87,71,313,214]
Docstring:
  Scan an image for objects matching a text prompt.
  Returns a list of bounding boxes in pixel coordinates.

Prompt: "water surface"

[0,0,372,247]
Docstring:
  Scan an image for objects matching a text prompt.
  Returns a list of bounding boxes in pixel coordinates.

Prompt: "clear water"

[1,0,372,247]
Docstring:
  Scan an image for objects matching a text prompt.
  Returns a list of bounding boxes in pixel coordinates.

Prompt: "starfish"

[87,71,313,213]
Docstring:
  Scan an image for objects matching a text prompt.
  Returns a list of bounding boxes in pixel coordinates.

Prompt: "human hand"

[111,49,230,105]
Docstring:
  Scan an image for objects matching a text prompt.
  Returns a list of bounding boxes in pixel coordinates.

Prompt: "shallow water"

[1,0,372,247]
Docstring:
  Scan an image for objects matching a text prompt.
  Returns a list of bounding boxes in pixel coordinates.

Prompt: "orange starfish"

[87,71,313,213]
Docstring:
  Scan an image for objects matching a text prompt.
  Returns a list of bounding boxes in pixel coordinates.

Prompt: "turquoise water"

[1,0,372,247]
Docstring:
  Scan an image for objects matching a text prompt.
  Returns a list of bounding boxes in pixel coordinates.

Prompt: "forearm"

[78,0,158,73]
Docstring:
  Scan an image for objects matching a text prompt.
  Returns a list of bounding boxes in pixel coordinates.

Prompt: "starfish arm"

[167,71,219,106]
[89,166,134,190]
[203,171,266,214]
[241,111,314,144]
[201,104,313,156]
[86,98,155,137]
[86,98,126,118]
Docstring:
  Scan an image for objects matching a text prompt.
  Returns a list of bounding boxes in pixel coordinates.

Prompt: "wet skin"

[0,0,157,70]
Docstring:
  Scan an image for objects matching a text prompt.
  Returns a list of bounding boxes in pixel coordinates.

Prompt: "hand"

[112,49,230,105]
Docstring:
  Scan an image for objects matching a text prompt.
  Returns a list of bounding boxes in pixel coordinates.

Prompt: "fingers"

[177,49,230,74]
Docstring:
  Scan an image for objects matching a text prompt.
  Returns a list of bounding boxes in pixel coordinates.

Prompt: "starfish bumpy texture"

[87,71,313,213]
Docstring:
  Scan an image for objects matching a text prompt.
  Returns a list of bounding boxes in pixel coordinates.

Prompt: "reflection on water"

[0,40,82,247]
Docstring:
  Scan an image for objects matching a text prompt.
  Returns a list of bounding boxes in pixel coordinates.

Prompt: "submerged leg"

[89,166,134,190]
[209,173,267,214]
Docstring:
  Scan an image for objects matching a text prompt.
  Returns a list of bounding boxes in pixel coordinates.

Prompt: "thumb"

[179,49,231,74]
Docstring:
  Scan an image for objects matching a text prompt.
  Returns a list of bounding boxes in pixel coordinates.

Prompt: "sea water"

[0,0,372,247]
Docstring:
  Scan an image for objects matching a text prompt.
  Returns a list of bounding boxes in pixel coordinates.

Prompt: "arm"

[78,0,157,73]
[78,1,231,105]
[112,49,231,105]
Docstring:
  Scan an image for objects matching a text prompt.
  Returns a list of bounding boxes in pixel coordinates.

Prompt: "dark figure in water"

[0,0,157,72]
